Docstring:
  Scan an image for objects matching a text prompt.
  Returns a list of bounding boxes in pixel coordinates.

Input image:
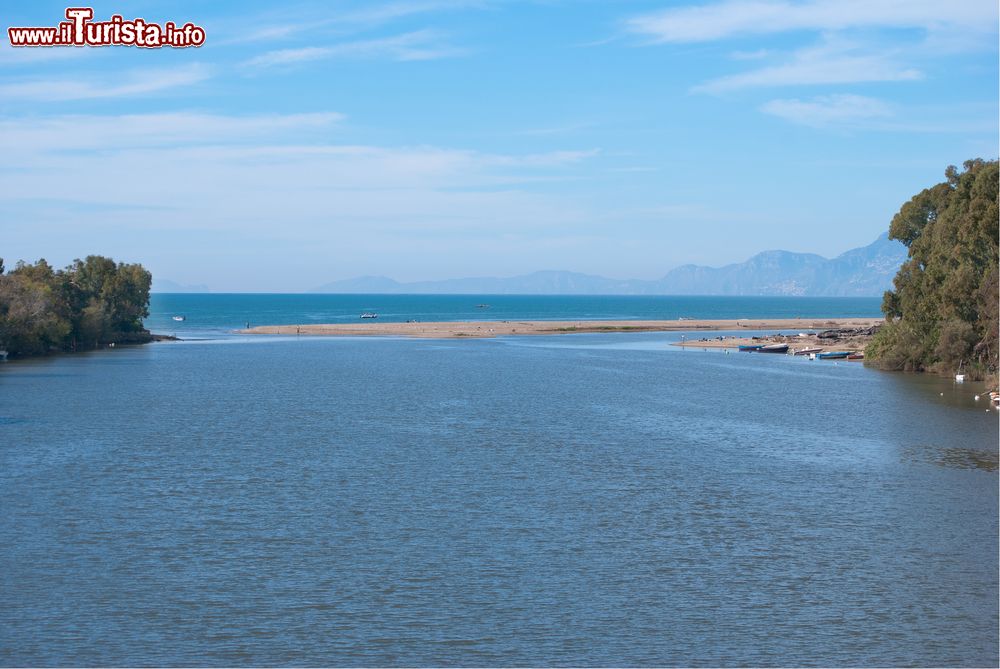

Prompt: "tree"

[0,255,153,357]
[0,268,70,355]
[867,159,999,378]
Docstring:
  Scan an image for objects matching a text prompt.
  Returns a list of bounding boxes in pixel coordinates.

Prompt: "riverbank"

[239,317,882,339]
[0,331,178,361]
[674,327,877,355]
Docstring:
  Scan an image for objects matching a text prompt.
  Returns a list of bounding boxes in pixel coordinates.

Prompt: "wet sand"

[239,317,883,339]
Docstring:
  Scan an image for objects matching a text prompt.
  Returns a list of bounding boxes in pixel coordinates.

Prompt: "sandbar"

[239,317,883,339]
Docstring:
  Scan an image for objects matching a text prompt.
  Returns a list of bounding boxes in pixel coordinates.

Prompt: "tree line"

[0,255,152,357]
[867,158,999,379]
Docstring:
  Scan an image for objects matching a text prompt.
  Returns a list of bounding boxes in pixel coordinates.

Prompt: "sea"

[144,293,886,337]
[1,294,997,667]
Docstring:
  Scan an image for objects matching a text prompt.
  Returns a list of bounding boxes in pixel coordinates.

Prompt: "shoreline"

[238,317,883,339]
[0,331,178,362]
[673,331,875,355]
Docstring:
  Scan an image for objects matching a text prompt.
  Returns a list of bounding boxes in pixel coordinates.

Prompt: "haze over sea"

[1,294,996,666]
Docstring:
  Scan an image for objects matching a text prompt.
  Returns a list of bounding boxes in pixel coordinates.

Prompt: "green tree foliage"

[867,159,999,378]
[0,255,152,357]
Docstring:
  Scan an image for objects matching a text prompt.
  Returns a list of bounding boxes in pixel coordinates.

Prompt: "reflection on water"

[902,445,1000,472]
[936,447,999,472]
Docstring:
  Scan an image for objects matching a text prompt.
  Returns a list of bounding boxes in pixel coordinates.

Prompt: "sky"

[1,0,997,291]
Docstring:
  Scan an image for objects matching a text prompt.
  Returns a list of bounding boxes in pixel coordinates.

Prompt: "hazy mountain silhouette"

[312,234,906,296]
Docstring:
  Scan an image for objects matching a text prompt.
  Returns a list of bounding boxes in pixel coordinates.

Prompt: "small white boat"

[360,313,378,319]
[172,316,186,322]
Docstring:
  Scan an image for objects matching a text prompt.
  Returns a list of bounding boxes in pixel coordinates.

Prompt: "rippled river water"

[1,330,996,666]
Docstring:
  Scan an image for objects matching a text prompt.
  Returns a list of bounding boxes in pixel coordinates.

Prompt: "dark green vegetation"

[867,159,999,379]
[0,255,152,357]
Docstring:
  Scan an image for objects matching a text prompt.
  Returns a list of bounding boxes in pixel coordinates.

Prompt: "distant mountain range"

[151,278,210,293]
[312,233,906,296]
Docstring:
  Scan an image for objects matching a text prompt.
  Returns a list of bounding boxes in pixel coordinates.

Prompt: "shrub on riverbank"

[0,255,152,357]
[867,159,999,380]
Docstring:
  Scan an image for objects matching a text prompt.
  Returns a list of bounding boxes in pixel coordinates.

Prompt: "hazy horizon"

[153,229,896,293]
[3,0,997,291]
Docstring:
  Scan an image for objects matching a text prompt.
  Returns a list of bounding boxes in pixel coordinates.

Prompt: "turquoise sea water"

[1,295,997,666]
[146,293,883,336]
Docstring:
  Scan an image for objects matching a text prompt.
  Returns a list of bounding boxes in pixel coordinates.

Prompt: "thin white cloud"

[489,150,601,168]
[626,0,994,94]
[0,64,210,101]
[0,112,344,151]
[0,112,600,223]
[761,97,999,133]
[625,0,997,43]
[244,30,463,68]
[223,0,487,45]
[693,41,922,92]
[245,46,333,67]
[760,94,893,127]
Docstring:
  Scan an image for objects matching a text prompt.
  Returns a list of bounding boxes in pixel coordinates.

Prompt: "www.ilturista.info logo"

[8,7,205,48]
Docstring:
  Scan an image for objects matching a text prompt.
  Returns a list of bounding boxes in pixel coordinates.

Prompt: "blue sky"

[1,0,997,291]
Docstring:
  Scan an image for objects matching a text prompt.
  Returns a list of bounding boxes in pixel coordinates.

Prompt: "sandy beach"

[239,317,883,339]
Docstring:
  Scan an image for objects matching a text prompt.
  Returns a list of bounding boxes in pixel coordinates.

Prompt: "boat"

[360,313,378,319]
[817,351,850,360]
[758,344,789,353]
[738,344,763,352]
[476,304,490,308]
[847,352,865,360]
[172,316,186,322]
[793,347,822,356]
